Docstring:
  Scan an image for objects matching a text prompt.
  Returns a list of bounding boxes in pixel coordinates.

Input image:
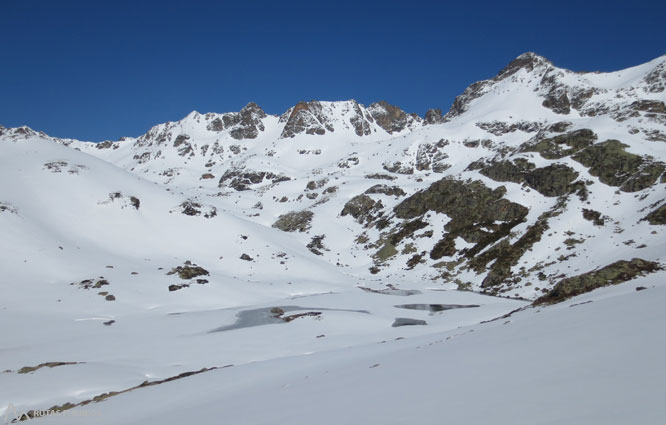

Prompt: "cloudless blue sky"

[1,0,664,141]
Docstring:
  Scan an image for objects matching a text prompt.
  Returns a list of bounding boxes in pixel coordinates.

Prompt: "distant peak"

[239,102,266,117]
[497,52,553,79]
[184,110,201,120]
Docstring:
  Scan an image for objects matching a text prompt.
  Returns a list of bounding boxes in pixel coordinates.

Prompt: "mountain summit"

[1,52,665,424]
[2,51,664,298]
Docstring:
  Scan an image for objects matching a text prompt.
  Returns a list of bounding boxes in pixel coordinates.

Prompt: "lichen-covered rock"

[643,203,666,225]
[582,208,605,226]
[305,178,328,191]
[382,161,414,175]
[471,219,550,288]
[415,141,449,171]
[71,278,110,290]
[476,120,542,136]
[307,235,328,256]
[388,219,428,246]
[525,129,597,159]
[392,179,529,271]
[364,184,406,197]
[43,161,87,174]
[572,140,665,192]
[173,134,190,147]
[103,192,141,210]
[430,235,457,260]
[177,200,217,218]
[630,100,666,114]
[394,179,528,225]
[547,121,573,133]
[129,196,140,210]
[341,195,384,224]
[523,164,580,197]
[534,258,663,304]
[542,88,571,114]
[375,241,398,262]
[365,173,397,181]
[470,159,533,184]
[218,169,290,191]
[272,210,314,232]
[167,263,210,279]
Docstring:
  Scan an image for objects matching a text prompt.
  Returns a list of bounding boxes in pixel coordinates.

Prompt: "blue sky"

[1,0,664,141]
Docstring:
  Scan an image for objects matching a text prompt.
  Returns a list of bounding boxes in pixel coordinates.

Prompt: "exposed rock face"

[341,195,384,224]
[383,161,414,175]
[476,121,542,136]
[534,258,663,304]
[12,52,665,303]
[306,235,328,256]
[444,52,553,121]
[525,129,597,159]
[206,102,267,139]
[442,52,665,124]
[364,184,406,197]
[386,179,532,284]
[349,101,373,136]
[523,129,665,192]
[279,101,333,138]
[272,210,314,232]
[571,140,665,192]
[542,87,571,115]
[630,100,666,114]
[394,179,528,224]
[177,200,217,218]
[582,209,605,226]
[279,100,381,138]
[424,109,444,125]
[644,61,666,93]
[497,52,553,79]
[415,141,449,172]
[471,159,581,197]
[167,263,210,280]
[218,169,290,191]
[643,202,666,225]
[367,101,421,134]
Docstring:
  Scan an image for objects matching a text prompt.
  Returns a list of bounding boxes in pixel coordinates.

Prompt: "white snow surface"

[1,53,665,424]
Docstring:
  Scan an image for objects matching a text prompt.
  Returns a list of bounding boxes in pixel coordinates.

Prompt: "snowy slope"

[29,276,666,425]
[1,52,665,424]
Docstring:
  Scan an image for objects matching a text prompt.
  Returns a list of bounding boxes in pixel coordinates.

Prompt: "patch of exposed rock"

[272,210,314,232]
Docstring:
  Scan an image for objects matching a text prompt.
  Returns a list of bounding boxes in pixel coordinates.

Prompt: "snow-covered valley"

[1,52,665,424]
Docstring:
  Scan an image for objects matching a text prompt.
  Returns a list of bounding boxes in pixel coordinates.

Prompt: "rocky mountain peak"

[206,102,267,140]
[644,58,666,93]
[278,100,379,139]
[497,52,553,80]
[367,101,422,134]
[424,108,445,125]
[279,100,335,138]
[239,101,266,117]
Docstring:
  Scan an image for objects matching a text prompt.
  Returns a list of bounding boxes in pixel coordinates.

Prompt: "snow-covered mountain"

[1,52,665,424]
